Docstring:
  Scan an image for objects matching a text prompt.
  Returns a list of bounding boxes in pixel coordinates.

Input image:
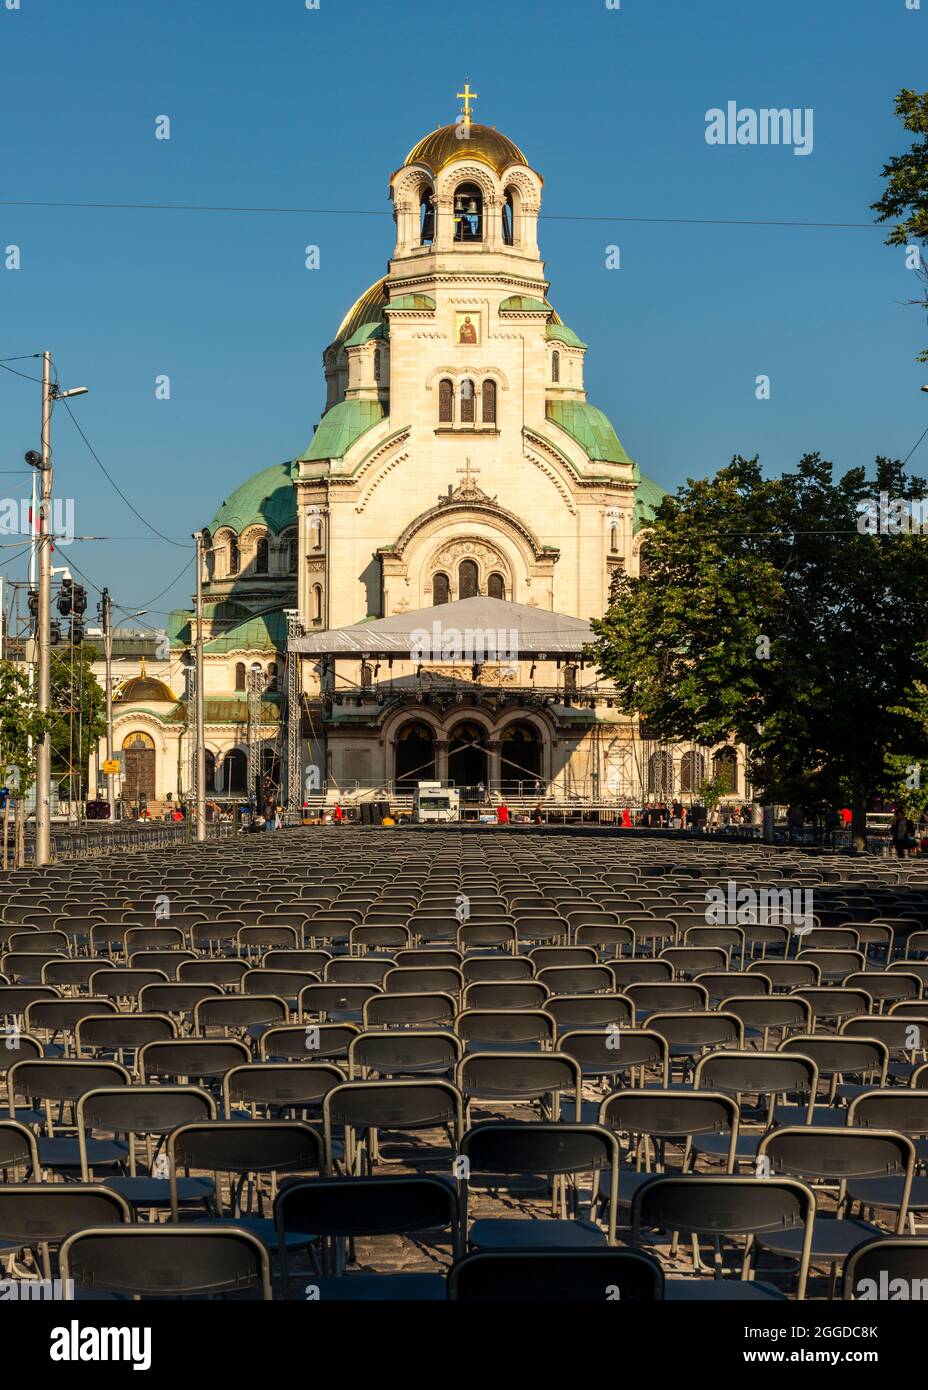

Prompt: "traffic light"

[50,621,62,646]
[72,584,87,616]
[70,616,84,645]
[57,578,73,616]
[27,587,38,618]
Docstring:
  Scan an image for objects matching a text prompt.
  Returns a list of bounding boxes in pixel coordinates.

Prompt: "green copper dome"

[208,462,297,536]
[634,473,668,533]
[546,400,632,466]
[300,398,385,463]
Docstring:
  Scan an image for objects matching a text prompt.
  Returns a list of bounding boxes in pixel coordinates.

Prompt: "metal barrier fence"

[3,820,235,867]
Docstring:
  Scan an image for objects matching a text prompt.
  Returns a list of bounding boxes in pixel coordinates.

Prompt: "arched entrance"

[395,721,436,791]
[448,722,489,796]
[122,732,156,807]
[500,722,542,793]
[221,748,248,795]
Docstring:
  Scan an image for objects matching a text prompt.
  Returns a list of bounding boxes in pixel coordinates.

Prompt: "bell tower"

[388,88,544,273]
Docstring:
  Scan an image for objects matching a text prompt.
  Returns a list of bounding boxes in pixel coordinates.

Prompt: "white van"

[413,781,460,823]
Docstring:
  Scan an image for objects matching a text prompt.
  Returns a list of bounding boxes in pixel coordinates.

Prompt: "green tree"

[0,661,45,794]
[872,88,928,363]
[49,644,106,801]
[883,677,928,820]
[696,774,727,813]
[588,454,928,848]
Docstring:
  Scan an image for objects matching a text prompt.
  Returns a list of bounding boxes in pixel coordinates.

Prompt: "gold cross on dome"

[457,81,478,122]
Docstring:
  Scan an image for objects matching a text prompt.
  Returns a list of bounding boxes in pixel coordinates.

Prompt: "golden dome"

[114,675,177,704]
[405,123,531,178]
[334,277,389,345]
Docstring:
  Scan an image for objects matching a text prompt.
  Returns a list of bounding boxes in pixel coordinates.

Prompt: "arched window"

[287,533,298,572]
[460,379,475,424]
[312,584,323,624]
[680,750,706,794]
[228,535,240,576]
[255,537,269,574]
[487,572,505,600]
[713,747,738,795]
[310,516,322,549]
[551,351,560,384]
[204,750,216,793]
[266,662,278,692]
[235,662,246,691]
[458,559,479,599]
[453,183,483,242]
[438,378,454,424]
[647,750,674,796]
[501,191,515,246]
[395,720,436,790]
[420,187,435,245]
[481,379,497,424]
[432,572,450,606]
[373,348,381,383]
[610,526,619,552]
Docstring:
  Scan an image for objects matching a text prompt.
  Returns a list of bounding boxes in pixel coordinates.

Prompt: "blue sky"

[1,0,925,627]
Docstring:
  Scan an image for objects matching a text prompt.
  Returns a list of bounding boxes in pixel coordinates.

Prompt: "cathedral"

[99,94,747,814]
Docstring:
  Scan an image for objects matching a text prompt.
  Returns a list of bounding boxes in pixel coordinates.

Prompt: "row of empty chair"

[2,827,928,1299]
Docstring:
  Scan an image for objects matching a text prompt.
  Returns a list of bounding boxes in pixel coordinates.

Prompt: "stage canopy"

[288,596,594,660]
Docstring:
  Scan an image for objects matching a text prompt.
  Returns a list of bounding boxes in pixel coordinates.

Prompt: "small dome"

[209,461,297,536]
[115,675,177,704]
[334,278,389,346]
[404,123,530,178]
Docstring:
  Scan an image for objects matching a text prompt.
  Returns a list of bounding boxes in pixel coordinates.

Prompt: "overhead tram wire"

[58,396,192,550]
[0,196,884,231]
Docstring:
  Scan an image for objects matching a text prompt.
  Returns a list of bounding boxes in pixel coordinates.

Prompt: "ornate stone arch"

[502,167,542,205]
[112,713,169,756]
[440,708,496,739]
[425,536,513,603]
[434,163,498,204]
[425,364,510,393]
[392,165,436,205]
[382,706,444,746]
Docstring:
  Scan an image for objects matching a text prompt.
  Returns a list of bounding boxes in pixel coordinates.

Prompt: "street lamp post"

[193,531,206,843]
[30,354,88,867]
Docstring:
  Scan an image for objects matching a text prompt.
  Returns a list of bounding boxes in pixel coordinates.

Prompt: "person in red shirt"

[840,807,852,828]
[333,803,343,825]
[496,802,510,825]
[621,807,632,829]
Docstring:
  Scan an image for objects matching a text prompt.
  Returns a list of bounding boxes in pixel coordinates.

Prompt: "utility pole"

[29,354,88,866]
[193,531,206,842]
[33,352,53,866]
[101,588,115,819]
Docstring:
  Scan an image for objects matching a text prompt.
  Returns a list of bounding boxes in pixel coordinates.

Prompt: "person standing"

[333,802,344,826]
[621,807,632,829]
[532,801,543,825]
[496,801,510,826]
[890,808,908,858]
